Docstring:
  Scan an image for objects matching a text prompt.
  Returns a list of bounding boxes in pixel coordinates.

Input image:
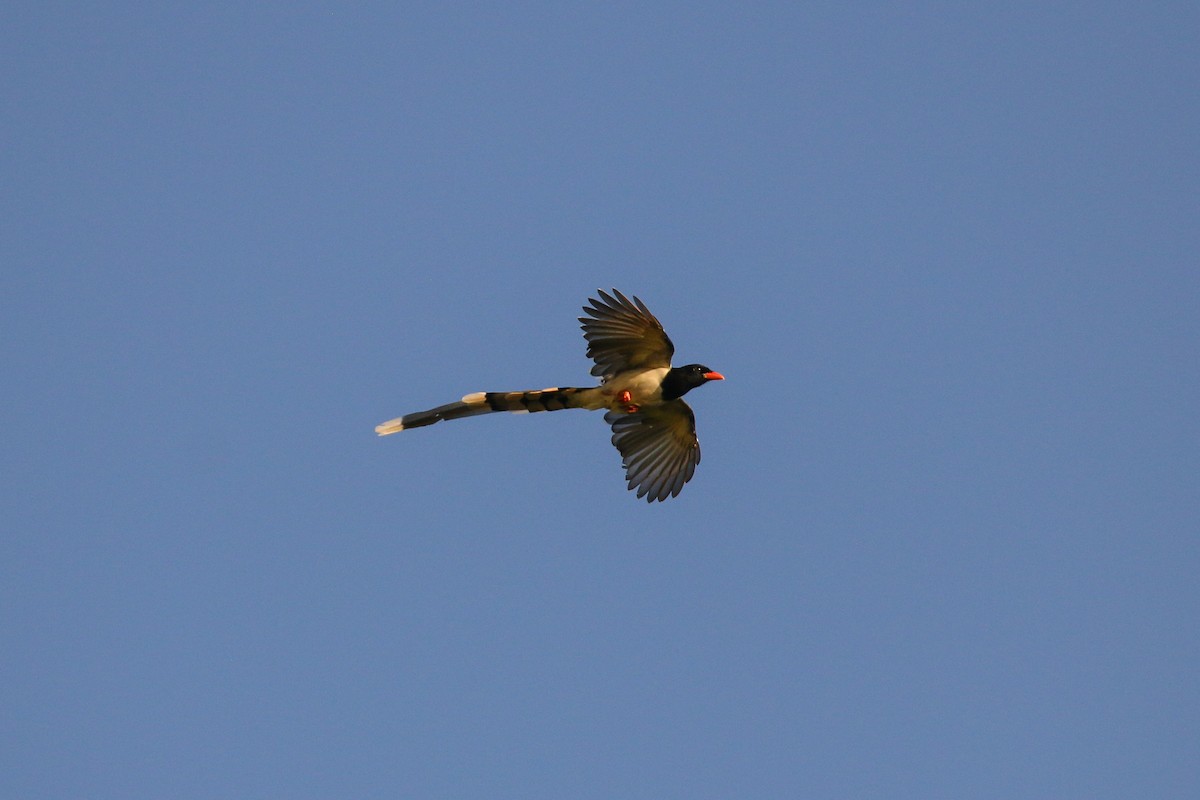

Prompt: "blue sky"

[3,3,1197,797]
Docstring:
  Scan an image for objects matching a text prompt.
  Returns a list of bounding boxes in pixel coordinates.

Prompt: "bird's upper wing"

[580,289,674,378]
[605,400,701,502]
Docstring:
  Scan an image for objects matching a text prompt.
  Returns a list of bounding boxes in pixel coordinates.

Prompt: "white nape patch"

[461,392,487,404]
[375,418,405,436]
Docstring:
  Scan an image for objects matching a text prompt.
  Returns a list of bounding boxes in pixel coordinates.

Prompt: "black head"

[661,364,725,401]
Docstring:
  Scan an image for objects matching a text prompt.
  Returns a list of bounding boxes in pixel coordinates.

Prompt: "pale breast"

[603,366,671,408]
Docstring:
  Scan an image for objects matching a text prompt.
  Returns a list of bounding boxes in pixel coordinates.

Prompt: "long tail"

[375,386,601,435]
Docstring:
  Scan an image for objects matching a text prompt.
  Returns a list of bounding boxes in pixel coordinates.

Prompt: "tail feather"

[375,387,598,436]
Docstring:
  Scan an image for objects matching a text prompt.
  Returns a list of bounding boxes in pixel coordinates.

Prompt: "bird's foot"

[618,390,639,414]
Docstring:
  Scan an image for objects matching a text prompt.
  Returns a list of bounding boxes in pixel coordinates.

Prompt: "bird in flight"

[375,289,724,501]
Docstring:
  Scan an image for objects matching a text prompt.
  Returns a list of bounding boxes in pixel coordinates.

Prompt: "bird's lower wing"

[604,399,701,502]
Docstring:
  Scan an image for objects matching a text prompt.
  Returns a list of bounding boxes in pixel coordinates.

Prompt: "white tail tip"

[375,417,405,436]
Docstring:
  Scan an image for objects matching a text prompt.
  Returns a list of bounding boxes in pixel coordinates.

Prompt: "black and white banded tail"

[374,387,598,435]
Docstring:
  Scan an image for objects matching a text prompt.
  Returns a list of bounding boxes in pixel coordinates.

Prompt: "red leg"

[618,390,639,413]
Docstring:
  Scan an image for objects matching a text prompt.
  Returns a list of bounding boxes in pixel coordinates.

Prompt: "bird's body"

[375,289,723,501]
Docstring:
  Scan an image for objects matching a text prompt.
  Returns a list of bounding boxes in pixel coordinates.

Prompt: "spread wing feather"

[580,289,674,378]
[605,400,701,502]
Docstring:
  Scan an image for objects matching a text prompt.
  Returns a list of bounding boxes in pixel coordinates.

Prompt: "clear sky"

[3,3,1197,798]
